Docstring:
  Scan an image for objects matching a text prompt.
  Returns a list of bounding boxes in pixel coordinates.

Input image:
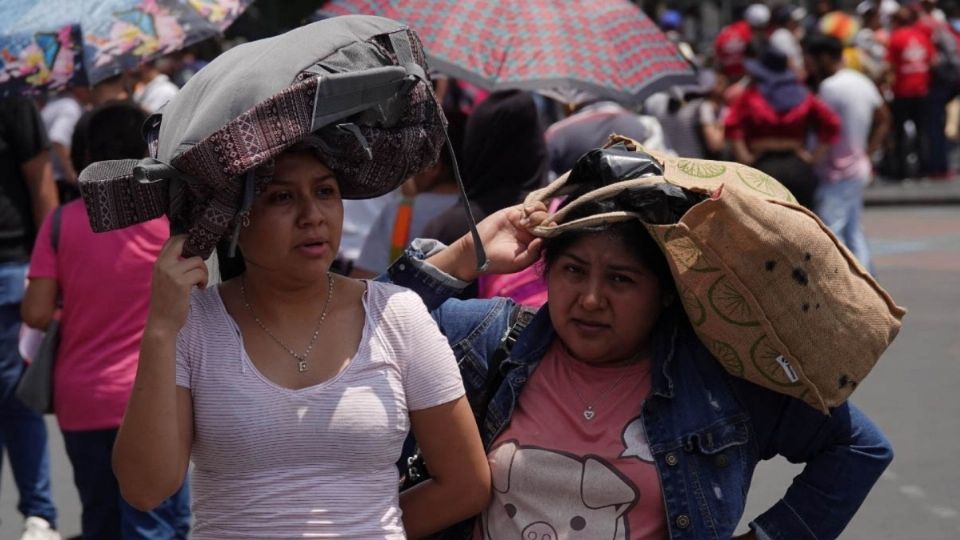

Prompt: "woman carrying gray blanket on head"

[79,17,490,540]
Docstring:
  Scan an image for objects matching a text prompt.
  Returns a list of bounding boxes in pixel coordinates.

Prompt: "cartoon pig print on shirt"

[482,441,637,540]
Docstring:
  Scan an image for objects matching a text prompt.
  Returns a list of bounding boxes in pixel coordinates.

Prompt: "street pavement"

[1,205,957,539]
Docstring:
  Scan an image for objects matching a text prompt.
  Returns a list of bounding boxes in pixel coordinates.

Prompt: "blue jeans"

[814,178,873,273]
[62,428,190,540]
[0,262,57,527]
[925,82,952,176]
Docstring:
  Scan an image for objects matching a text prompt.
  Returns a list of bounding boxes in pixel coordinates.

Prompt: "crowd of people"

[651,0,960,273]
[0,2,929,539]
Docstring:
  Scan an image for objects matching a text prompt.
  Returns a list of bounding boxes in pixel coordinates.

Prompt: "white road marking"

[899,485,927,499]
[928,506,958,519]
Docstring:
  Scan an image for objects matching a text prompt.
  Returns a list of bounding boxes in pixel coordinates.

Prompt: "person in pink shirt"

[21,102,189,540]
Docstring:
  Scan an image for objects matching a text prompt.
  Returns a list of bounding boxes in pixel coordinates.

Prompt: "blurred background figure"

[714,3,770,81]
[659,8,696,62]
[724,47,840,208]
[423,90,548,246]
[545,96,669,177]
[770,4,808,76]
[132,60,180,114]
[854,2,891,85]
[917,0,960,179]
[40,88,90,204]
[806,34,890,271]
[422,90,549,301]
[645,68,729,160]
[0,97,60,540]
[22,101,190,540]
[886,6,936,180]
[89,75,131,108]
[350,145,460,278]
[819,8,864,70]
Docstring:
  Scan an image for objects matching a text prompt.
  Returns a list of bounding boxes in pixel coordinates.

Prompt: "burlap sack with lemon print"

[525,136,905,413]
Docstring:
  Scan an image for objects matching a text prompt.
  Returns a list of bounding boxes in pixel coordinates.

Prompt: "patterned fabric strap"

[78,159,169,233]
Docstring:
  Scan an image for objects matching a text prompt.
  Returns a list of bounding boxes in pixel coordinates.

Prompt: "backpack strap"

[387,31,427,82]
[475,304,537,426]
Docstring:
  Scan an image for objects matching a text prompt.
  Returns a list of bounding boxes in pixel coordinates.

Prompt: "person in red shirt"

[724,47,840,208]
[714,4,770,80]
[914,0,957,177]
[886,6,937,179]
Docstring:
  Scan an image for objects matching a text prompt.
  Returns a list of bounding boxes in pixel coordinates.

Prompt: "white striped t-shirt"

[175,281,464,539]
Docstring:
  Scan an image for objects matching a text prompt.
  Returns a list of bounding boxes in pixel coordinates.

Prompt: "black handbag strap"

[50,206,62,252]
[51,206,63,307]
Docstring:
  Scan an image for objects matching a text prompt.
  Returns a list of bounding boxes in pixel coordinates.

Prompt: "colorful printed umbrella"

[0,0,252,96]
[316,0,696,105]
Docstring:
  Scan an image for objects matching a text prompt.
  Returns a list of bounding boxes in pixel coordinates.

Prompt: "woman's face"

[547,233,664,366]
[238,151,343,280]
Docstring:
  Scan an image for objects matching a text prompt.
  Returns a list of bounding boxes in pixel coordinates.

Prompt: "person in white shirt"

[40,89,87,201]
[113,141,491,540]
[806,34,890,271]
[132,60,179,114]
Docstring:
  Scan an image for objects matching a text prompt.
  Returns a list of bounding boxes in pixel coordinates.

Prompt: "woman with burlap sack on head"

[78,17,490,540]
[385,142,899,539]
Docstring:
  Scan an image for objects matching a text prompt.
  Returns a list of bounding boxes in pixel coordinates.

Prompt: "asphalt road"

[1,205,957,539]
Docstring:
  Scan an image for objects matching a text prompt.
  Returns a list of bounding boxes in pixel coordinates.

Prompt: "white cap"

[745,3,772,27]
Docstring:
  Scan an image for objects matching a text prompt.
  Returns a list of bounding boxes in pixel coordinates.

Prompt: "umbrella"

[0,0,252,96]
[316,0,696,106]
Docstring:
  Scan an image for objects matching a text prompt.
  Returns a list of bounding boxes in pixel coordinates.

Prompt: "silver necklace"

[570,373,631,421]
[240,273,335,373]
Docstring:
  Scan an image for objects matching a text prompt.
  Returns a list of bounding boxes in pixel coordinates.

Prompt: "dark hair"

[542,189,675,294]
[86,101,149,163]
[804,33,844,61]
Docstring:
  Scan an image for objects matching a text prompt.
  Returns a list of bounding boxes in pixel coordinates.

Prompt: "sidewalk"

[865,176,960,206]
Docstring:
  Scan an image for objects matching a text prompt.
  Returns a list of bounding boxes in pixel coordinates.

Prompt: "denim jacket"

[386,240,893,540]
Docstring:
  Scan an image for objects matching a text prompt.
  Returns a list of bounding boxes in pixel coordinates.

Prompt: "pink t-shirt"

[28,200,168,431]
[176,281,464,539]
[478,342,667,540]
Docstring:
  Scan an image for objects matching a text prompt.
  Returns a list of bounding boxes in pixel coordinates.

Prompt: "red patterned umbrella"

[316,0,696,105]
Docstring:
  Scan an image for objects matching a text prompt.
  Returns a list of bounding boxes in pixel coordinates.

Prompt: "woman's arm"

[21,278,57,330]
[113,235,207,510]
[744,387,893,540]
[22,209,60,330]
[400,396,491,538]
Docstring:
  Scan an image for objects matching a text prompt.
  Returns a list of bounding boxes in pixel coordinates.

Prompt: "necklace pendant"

[583,407,595,421]
[297,359,308,373]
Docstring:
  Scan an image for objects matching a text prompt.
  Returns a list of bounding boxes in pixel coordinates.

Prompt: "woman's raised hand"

[428,202,550,282]
[146,235,209,336]
[473,202,549,275]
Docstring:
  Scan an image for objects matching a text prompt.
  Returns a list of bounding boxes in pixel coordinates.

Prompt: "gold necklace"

[240,273,335,373]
